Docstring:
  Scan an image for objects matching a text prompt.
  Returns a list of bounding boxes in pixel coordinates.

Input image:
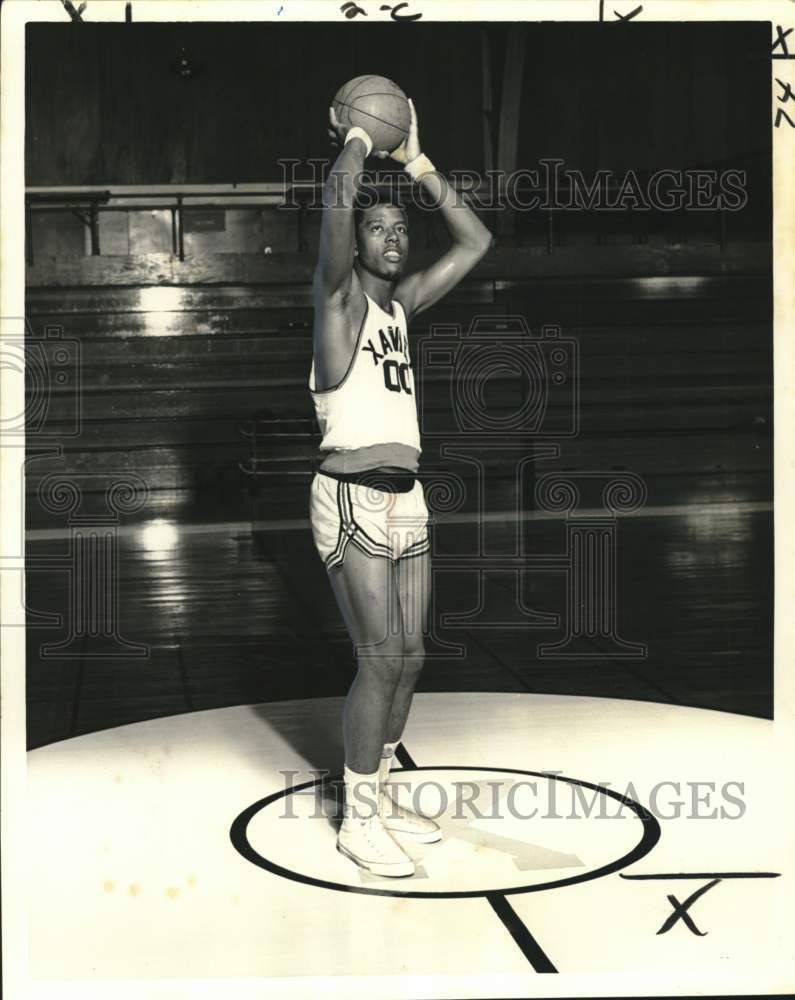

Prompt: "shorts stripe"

[344,484,393,556]
[324,481,350,570]
[397,536,430,561]
[324,482,393,571]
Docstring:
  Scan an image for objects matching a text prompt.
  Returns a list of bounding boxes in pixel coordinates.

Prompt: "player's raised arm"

[313,108,371,301]
[386,100,493,320]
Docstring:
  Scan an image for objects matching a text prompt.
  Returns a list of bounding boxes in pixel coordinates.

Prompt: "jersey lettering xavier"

[309,293,421,455]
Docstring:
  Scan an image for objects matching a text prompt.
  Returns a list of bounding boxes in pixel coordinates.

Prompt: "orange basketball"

[332,75,410,154]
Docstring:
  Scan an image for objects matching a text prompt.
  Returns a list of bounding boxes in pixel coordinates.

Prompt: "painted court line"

[486,892,558,973]
[396,743,558,973]
[25,500,773,543]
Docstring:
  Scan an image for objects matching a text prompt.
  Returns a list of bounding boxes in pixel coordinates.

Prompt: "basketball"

[332,75,411,154]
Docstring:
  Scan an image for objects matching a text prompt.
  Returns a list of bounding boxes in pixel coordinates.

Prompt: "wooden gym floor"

[25,491,772,751]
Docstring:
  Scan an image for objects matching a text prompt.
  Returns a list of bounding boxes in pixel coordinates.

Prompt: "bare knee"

[356,641,404,693]
[401,636,426,680]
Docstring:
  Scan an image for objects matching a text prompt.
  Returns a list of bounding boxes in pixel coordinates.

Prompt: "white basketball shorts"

[309,471,430,571]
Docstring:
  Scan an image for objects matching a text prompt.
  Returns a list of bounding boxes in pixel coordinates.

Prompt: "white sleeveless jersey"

[309,293,421,455]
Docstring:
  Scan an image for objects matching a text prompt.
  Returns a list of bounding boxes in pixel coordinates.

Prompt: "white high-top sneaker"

[337,814,415,877]
[380,784,442,843]
[378,744,442,844]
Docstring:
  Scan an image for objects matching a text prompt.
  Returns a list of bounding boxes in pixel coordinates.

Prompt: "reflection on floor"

[25,499,773,749]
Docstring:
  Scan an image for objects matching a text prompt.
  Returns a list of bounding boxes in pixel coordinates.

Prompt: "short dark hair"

[353,185,408,231]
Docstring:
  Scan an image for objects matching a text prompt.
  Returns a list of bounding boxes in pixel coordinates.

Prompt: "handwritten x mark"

[62,0,87,21]
[772,25,793,57]
[614,5,643,20]
[656,877,721,936]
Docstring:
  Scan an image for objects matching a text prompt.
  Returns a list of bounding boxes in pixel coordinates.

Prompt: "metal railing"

[25,179,744,266]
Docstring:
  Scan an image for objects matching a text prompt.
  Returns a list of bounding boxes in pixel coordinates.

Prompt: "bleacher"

[25,251,772,528]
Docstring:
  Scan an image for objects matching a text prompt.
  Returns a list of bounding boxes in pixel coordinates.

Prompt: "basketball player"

[309,98,492,876]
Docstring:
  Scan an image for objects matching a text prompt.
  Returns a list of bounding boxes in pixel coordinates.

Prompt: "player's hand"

[373,97,421,163]
[327,106,348,148]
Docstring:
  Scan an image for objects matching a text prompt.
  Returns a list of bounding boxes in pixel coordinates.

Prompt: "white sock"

[379,741,400,791]
[342,765,379,823]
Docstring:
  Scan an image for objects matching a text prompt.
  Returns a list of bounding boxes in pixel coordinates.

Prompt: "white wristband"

[404,153,436,181]
[344,127,373,157]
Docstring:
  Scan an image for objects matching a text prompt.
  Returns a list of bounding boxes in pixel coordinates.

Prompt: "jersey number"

[383,360,412,395]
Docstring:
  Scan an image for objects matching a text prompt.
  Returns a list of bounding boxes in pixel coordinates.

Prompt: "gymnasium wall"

[21,20,774,744]
[516,23,770,172]
[23,20,773,524]
[27,22,769,189]
[25,23,484,185]
[25,268,772,529]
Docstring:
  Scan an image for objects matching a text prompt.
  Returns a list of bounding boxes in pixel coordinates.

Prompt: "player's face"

[355,206,409,279]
